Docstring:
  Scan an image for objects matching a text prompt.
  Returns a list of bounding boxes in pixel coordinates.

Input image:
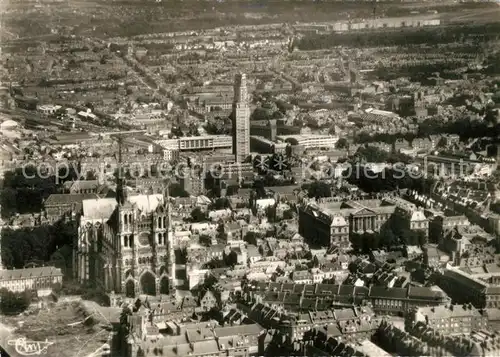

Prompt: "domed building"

[0,119,18,130]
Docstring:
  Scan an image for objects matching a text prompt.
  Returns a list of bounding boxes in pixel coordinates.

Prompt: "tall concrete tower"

[232,73,250,163]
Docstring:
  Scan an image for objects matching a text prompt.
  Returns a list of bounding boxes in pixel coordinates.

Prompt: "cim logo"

[7,338,54,356]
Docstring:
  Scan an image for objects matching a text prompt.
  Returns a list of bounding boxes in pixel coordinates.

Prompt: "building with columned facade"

[299,199,395,248]
[298,197,428,249]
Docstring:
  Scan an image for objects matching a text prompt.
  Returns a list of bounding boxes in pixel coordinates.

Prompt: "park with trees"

[0,289,33,315]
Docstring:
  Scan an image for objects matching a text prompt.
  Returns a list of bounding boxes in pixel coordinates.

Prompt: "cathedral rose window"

[138,232,150,246]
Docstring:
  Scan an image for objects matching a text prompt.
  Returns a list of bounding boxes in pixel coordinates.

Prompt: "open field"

[2,0,499,39]
[444,6,500,24]
[2,301,109,357]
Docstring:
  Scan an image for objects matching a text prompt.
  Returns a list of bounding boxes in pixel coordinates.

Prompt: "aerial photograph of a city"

[1,0,500,356]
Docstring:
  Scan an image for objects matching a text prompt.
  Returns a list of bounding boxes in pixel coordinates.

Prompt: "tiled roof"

[44,193,98,207]
[0,266,63,280]
[82,197,117,220]
[369,286,407,299]
[64,180,99,191]
[416,304,481,320]
[253,282,446,307]
[408,286,445,300]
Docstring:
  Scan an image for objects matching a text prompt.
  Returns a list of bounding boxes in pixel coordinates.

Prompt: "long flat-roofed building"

[408,304,488,335]
[276,134,339,149]
[0,266,63,296]
[155,135,232,152]
[179,135,232,151]
[44,132,94,147]
[438,266,500,309]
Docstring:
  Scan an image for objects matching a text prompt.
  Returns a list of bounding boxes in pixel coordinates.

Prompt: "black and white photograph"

[1,0,500,356]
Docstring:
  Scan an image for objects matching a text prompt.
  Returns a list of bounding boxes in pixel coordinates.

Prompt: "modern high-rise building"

[232,73,251,163]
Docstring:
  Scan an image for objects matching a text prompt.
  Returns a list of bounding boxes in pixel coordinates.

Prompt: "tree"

[272,111,284,119]
[190,207,206,222]
[365,232,381,251]
[355,146,391,163]
[169,183,189,197]
[270,153,289,172]
[204,117,231,135]
[212,198,230,210]
[389,212,408,239]
[119,305,133,345]
[86,170,98,181]
[251,107,271,121]
[379,227,398,248]
[335,138,348,149]
[224,251,238,267]
[416,231,427,246]
[253,180,266,199]
[244,231,260,245]
[84,102,94,111]
[283,209,295,220]
[199,234,212,247]
[171,126,184,137]
[1,187,17,218]
[52,282,63,294]
[305,181,331,199]
[344,165,425,194]
[2,167,58,215]
[1,221,76,270]
[0,289,32,315]
[276,100,291,114]
[203,258,226,269]
[265,205,277,223]
[187,123,200,136]
[216,222,227,241]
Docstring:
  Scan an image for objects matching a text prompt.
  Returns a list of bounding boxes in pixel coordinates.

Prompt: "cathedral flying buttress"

[74,194,176,297]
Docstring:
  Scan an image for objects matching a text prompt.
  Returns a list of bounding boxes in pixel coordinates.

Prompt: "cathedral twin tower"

[74,74,250,297]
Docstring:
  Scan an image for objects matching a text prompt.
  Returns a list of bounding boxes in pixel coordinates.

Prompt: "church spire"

[165,181,175,294]
[166,183,172,231]
[116,136,126,205]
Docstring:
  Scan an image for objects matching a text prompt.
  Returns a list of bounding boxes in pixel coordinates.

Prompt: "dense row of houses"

[245,281,449,315]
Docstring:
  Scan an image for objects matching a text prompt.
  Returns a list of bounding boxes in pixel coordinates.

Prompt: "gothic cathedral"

[73,183,176,297]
